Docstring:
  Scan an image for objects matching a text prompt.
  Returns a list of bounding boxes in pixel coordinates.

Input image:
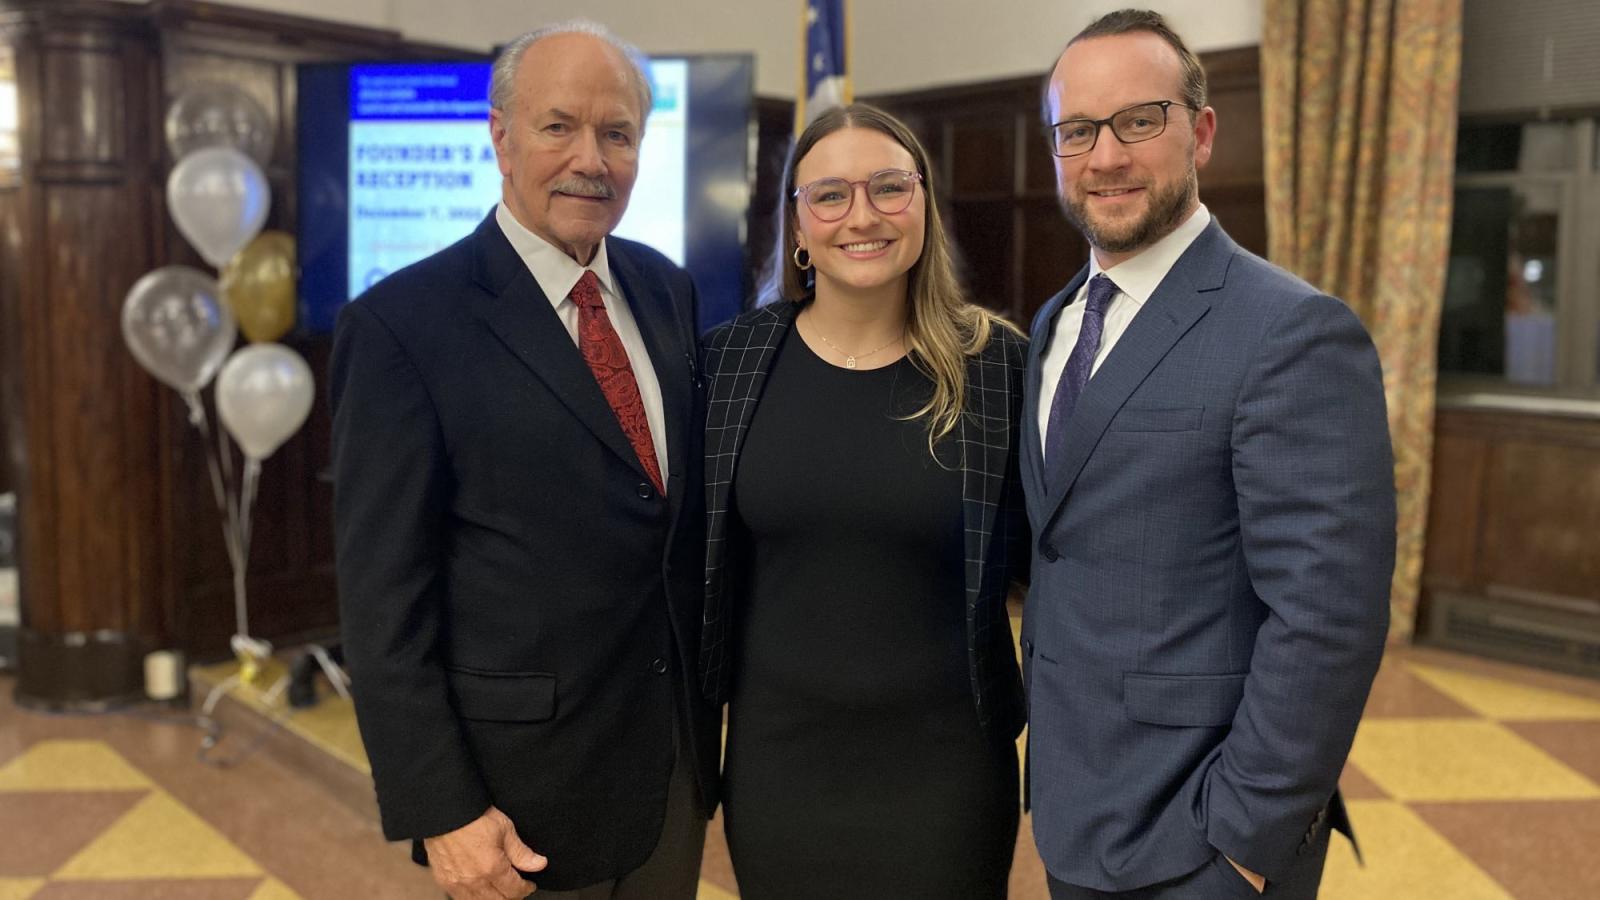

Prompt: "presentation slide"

[346,60,689,297]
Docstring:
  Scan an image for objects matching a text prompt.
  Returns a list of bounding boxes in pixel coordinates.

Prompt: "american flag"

[797,0,851,131]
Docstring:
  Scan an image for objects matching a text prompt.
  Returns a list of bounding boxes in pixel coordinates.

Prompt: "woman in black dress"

[699,104,1030,899]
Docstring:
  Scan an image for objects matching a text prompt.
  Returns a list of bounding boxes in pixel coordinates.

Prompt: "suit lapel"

[719,303,794,474]
[960,347,1009,608]
[467,216,654,484]
[701,302,794,658]
[1022,272,1087,529]
[1039,221,1235,530]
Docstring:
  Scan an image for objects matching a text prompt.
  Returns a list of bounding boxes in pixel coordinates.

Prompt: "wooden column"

[0,1,165,708]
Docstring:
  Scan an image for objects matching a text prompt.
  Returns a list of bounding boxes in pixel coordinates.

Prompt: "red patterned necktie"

[569,270,664,495]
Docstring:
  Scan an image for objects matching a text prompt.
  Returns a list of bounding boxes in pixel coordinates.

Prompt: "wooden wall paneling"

[0,41,18,500]
[742,96,793,307]
[1421,430,1488,591]
[1019,198,1088,324]
[1199,48,1263,185]
[949,199,1014,313]
[950,112,1013,197]
[1021,92,1056,195]
[1479,436,1600,613]
[0,184,16,498]
[1203,183,1267,258]
[38,30,121,166]
[1421,407,1600,652]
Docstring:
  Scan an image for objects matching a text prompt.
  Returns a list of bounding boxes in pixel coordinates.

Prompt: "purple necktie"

[1046,273,1119,479]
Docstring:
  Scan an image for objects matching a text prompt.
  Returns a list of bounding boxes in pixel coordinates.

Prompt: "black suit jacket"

[697,301,1028,742]
[330,213,717,891]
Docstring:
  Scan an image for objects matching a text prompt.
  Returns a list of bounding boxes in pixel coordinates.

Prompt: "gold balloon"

[220,230,297,343]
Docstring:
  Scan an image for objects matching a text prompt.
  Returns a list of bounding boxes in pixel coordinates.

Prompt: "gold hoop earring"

[792,246,812,270]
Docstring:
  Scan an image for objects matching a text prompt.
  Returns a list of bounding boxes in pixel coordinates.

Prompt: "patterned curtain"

[1261,0,1463,642]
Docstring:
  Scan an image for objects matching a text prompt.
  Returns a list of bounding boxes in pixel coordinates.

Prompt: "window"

[1439,119,1600,394]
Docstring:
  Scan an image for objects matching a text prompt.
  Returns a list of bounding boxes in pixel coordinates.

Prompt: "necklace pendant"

[845,356,858,369]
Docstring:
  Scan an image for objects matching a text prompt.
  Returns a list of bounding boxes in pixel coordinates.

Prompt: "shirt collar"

[495,201,619,307]
[1087,203,1211,306]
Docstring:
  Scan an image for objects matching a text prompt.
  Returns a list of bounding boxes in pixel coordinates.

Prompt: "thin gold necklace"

[805,310,902,369]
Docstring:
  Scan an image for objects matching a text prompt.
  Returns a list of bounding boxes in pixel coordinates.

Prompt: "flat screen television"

[296,55,754,334]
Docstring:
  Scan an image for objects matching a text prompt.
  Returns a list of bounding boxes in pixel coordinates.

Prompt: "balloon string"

[188,398,236,559]
[239,458,260,586]
[231,459,260,640]
[216,391,236,503]
[186,390,249,640]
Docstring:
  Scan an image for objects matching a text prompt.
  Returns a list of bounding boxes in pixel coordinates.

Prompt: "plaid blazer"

[698,300,1028,739]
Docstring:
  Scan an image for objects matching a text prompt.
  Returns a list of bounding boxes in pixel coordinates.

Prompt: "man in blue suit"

[1021,10,1396,899]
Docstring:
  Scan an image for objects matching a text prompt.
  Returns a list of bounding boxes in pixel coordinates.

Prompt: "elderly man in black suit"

[330,20,715,900]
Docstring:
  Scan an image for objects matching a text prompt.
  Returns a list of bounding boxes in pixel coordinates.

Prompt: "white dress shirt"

[495,202,670,486]
[1038,204,1212,454]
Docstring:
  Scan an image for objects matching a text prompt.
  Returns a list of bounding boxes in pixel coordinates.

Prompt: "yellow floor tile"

[697,880,739,900]
[1321,800,1511,899]
[1407,663,1600,721]
[0,740,153,792]
[1349,719,1600,801]
[53,791,263,880]
[248,877,305,900]
[196,660,372,775]
[283,696,369,775]
[0,879,44,900]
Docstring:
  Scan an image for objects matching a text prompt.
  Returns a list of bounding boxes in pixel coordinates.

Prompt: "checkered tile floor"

[0,740,303,899]
[5,643,1600,899]
[1318,656,1600,900]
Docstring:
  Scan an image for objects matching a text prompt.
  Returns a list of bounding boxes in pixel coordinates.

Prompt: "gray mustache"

[552,176,617,200]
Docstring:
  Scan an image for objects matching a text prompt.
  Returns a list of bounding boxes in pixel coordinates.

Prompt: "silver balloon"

[165,83,274,167]
[122,266,237,394]
[216,343,314,461]
[168,146,271,268]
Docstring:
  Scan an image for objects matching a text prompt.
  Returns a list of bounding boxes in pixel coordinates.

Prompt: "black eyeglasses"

[1045,100,1197,158]
[792,169,923,222]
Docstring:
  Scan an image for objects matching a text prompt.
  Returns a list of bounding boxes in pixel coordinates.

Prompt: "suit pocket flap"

[446,669,557,723]
[1123,672,1246,726]
[1109,405,1204,432]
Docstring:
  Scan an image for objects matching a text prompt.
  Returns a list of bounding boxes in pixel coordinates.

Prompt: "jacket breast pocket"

[445,667,557,723]
[1108,405,1204,432]
[1123,672,1246,727]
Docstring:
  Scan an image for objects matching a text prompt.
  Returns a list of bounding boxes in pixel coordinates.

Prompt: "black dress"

[722,331,1018,899]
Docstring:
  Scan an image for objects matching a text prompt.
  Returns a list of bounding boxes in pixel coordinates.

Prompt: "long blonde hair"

[766,103,1019,453]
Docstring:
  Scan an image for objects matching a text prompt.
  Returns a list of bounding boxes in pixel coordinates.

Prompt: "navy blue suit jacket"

[1020,219,1395,890]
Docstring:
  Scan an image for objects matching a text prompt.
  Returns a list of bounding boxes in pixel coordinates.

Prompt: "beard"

[1062,161,1198,256]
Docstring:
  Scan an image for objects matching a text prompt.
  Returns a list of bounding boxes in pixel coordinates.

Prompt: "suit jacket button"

[1041,546,1059,563]
[1023,639,1034,657]
[651,657,668,674]
[637,482,654,500]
